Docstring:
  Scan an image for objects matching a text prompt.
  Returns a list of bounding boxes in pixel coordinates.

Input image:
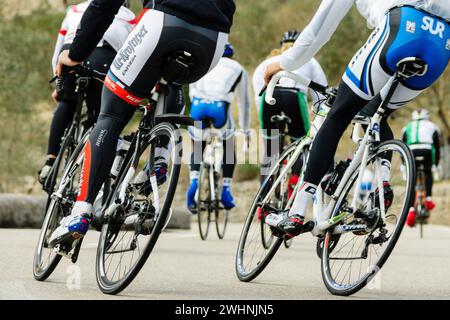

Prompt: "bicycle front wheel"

[321,139,415,296]
[33,139,87,281]
[236,143,299,282]
[96,122,181,295]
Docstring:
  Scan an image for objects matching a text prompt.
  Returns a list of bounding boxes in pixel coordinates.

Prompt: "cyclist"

[264,0,450,237]
[38,1,136,184]
[49,0,236,247]
[187,43,251,213]
[402,108,441,226]
[253,30,328,195]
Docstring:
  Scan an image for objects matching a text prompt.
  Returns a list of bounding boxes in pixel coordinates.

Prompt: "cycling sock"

[222,177,232,187]
[380,159,391,182]
[288,181,317,217]
[72,201,93,216]
[190,170,199,181]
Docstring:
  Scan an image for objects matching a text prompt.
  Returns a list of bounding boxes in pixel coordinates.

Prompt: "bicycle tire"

[321,139,415,296]
[236,143,299,282]
[197,163,212,240]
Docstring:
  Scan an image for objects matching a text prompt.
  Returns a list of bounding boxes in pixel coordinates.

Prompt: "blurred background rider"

[187,43,251,213]
[402,109,441,226]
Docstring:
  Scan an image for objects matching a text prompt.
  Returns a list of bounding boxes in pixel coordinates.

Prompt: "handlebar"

[50,64,107,84]
[264,71,328,105]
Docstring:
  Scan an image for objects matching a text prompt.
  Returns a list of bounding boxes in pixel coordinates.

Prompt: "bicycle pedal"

[53,243,73,259]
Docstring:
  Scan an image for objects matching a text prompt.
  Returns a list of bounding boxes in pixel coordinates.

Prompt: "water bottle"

[110,137,131,179]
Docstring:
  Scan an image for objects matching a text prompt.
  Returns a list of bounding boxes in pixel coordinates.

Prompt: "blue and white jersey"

[188,57,251,140]
[280,0,450,71]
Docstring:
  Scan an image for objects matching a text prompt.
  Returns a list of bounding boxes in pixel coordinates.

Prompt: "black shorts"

[105,9,228,106]
[260,88,310,140]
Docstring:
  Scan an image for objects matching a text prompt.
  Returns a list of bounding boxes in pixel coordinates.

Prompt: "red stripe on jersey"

[105,75,144,106]
[59,29,67,36]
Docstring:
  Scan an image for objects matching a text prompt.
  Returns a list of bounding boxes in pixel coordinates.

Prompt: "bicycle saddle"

[162,51,194,84]
[396,57,428,78]
[352,115,371,125]
[270,114,292,124]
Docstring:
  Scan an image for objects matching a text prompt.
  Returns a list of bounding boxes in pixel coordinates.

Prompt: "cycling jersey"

[402,119,440,164]
[69,0,235,63]
[280,0,450,71]
[253,55,328,110]
[188,57,251,140]
[52,1,135,72]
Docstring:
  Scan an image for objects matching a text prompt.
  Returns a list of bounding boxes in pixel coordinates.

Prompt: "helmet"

[280,30,301,45]
[223,43,234,58]
[412,109,430,121]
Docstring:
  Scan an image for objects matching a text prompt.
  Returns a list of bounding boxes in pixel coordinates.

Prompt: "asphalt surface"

[0,223,449,300]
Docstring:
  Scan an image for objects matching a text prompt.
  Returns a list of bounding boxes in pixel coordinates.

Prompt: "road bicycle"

[196,120,230,240]
[236,57,422,296]
[33,52,194,295]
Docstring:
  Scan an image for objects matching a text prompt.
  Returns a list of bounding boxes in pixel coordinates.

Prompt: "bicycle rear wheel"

[321,140,415,296]
[215,171,229,240]
[197,163,212,240]
[95,123,181,295]
[236,143,299,282]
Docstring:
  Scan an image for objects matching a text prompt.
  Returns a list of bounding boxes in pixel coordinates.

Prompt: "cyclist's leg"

[47,98,77,157]
[39,78,78,183]
[187,137,206,212]
[283,89,308,196]
[221,131,236,209]
[187,99,211,211]
[52,10,227,243]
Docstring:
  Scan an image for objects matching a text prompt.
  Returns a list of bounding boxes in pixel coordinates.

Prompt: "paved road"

[1,223,449,300]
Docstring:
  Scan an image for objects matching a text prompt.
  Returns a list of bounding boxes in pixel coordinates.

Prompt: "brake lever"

[49,75,58,84]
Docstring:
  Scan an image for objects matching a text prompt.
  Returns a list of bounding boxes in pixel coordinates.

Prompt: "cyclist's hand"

[56,50,81,77]
[51,90,59,104]
[264,61,283,85]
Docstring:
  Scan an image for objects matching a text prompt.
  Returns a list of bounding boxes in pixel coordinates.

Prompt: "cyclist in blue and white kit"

[264,0,450,236]
[187,44,251,212]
